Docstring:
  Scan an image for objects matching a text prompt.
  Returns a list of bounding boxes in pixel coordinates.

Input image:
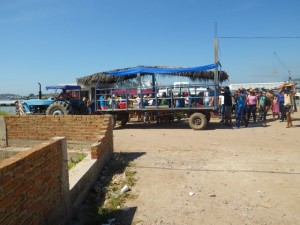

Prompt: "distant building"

[228,82,285,91]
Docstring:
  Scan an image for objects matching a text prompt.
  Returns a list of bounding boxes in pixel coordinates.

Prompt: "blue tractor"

[18,85,89,115]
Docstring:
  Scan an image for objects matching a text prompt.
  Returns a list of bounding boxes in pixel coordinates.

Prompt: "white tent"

[228,82,285,91]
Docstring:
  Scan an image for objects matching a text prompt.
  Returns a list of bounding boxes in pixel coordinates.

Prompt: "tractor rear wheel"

[46,101,72,115]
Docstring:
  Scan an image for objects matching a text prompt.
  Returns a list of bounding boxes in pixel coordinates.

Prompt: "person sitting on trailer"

[147,94,156,106]
[184,92,189,107]
[159,92,169,106]
[174,92,185,108]
[106,95,112,109]
[99,95,106,110]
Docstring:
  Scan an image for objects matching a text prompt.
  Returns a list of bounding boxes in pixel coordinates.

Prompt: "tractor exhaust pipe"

[38,83,42,99]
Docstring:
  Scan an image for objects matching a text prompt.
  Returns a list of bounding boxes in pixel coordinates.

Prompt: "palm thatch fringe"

[77,65,229,86]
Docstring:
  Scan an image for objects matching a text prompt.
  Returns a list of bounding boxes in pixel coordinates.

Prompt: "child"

[272,96,279,119]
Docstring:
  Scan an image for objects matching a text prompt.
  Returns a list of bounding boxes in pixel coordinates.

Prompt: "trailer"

[78,63,229,130]
[92,83,217,130]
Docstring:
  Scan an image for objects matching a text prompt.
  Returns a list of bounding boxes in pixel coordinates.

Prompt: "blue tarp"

[106,64,217,76]
[46,85,81,90]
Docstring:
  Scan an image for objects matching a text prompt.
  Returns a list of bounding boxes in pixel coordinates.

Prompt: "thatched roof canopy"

[77,64,229,87]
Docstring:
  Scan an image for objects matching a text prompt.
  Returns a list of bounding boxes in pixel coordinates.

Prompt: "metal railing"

[93,83,218,112]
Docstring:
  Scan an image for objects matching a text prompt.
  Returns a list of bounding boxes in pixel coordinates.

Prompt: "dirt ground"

[113,111,300,225]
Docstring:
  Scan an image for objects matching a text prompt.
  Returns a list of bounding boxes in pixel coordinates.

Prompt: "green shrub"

[0,110,9,115]
[68,153,87,170]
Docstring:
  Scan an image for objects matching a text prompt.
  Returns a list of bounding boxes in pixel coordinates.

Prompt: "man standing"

[234,88,248,128]
[276,91,285,121]
[219,93,225,123]
[279,83,297,128]
[220,86,233,126]
[258,91,268,121]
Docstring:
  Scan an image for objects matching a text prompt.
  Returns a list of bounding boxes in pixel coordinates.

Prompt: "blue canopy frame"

[106,64,217,76]
[46,85,81,91]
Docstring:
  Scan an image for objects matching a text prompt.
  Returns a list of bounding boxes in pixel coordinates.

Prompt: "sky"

[1,0,300,96]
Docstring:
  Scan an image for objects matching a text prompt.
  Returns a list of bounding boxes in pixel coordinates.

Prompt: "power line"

[219,36,300,39]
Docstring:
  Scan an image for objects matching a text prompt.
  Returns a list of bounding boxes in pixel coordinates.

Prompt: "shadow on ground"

[114,120,191,130]
[115,119,273,131]
[70,152,145,225]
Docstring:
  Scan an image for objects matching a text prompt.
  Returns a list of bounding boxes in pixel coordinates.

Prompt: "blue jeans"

[235,106,248,127]
[220,104,225,120]
[258,106,267,121]
[279,102,285,121]
[246,105,257,122]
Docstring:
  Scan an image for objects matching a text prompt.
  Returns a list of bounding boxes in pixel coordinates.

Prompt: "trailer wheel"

[116,112,129,126]
[116,118,128,126]
[188,113,207,130]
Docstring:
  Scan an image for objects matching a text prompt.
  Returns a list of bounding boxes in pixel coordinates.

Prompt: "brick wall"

[0,115,114,224]
[0,138,67,225]
[3,115,113,159]
[4,115,111,142]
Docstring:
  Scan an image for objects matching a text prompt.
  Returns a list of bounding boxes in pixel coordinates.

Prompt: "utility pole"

[214,22,219,109]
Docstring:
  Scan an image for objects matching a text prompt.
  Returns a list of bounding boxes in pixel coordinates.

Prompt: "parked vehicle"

[17,85,89,115]
[93,83,217,130]
[76,63,228,130]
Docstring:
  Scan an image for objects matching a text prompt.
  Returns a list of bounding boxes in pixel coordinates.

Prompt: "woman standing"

[246,89,258,122]
[272,96,280,119]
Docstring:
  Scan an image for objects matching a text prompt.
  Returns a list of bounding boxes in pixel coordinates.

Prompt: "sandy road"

[113,112,300,225]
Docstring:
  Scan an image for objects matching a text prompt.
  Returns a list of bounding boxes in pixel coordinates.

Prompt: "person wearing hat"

[258,90,268,121]
[278,83,297,128]
[276,89,285,121]
[246,89,258,122]
[233,88,248,128]
[220,86,233,126]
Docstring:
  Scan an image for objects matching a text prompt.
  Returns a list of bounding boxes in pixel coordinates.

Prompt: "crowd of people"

[94,83,298,127]
[219,83,298,128]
